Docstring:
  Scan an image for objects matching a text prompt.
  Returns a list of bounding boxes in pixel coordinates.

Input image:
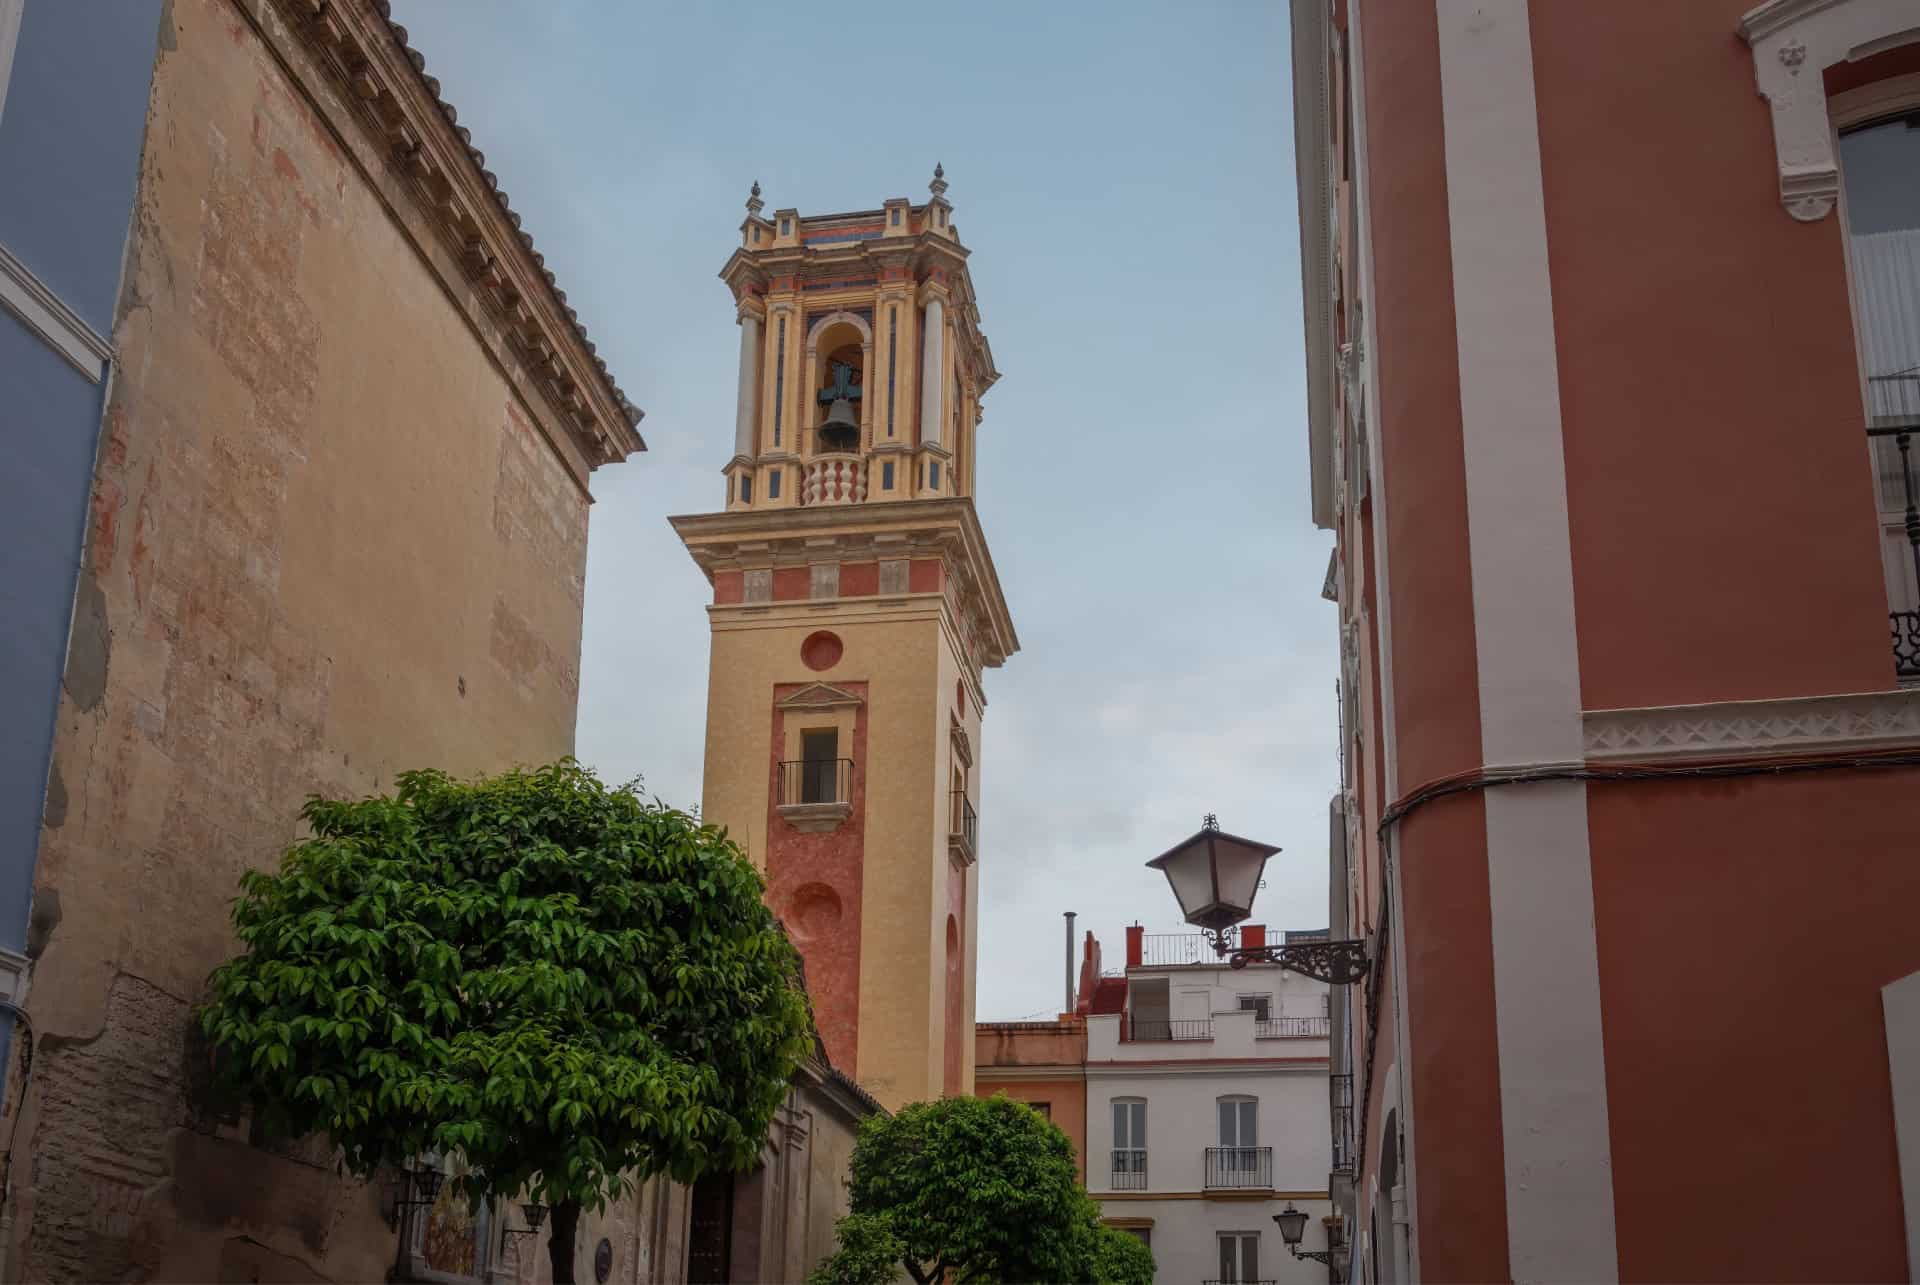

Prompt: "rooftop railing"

[1256,1016,1330,1039]
[1120,1016,1212,1043]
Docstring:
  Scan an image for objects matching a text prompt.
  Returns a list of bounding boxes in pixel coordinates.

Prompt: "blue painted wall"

[0,0,162,992]
[0,0,165,332]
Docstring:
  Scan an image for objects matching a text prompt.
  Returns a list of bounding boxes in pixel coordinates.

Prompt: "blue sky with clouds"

[394,0,1331,1021]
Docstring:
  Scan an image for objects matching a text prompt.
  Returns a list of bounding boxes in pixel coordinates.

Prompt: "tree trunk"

[547,1199,582,1285]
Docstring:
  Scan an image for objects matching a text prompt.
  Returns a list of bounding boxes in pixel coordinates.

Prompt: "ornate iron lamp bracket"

[1204,928,1370,985]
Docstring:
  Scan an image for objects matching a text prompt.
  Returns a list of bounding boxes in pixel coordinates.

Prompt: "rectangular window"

[1028,1101,1051,1121]
[882,460,895,490]
[739,475,752,503]
[768,468,782,500]
[800,729,838,803]
[1129,1228,1150,1250]
[780,216,791,235]
[929,461,941,489]
[1111,1100,1146,1188]
[1237,994,1271,1022]
[1217,1232,1259,1284]
[886,307,898,437]
[890,207,901,226]
[773,316,787,447]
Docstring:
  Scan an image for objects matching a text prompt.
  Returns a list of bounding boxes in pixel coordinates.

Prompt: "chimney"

[1125,924,1144,969]
[1241,924,1267,951]
[1064,911,1077,1014]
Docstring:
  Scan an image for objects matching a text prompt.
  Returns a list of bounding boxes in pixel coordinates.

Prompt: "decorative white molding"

[805,308,873,347]
[0,241,111,382]
[776,682,863,712]
[0,0,24,132]
[1584,688,1920,760]
[1738,0,1920,222]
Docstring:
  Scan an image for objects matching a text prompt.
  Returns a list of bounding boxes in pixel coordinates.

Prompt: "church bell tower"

[671,169,1018,1108]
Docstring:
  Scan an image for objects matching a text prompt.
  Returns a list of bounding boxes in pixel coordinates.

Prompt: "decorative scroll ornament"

[1208,932,1372,985]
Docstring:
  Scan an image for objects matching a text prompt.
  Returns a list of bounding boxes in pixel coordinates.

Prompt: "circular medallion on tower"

[801,630,844,671]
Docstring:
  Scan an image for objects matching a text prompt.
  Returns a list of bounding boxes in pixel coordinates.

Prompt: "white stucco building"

[1085,928,1340,1284]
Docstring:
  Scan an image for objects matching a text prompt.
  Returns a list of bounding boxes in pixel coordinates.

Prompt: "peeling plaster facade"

[5,0,645,1279]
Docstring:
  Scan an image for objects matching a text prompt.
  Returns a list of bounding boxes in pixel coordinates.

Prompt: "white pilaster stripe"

[1434,4,1618,1280]
[1883,969,1920,1275]
[0,240,111,382]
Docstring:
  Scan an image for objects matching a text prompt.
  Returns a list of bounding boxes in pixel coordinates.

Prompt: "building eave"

[1291,0,1335,530]
[273,0,644,468]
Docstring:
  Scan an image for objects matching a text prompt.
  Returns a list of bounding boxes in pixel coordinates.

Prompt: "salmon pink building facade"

[1292,1,1920,1280]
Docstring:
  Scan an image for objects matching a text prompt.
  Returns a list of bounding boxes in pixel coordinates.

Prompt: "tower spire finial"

[746,179,764,217]
[929,162,949,200]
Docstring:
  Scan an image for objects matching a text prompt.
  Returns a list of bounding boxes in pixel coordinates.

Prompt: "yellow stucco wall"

[700,594,979,1107]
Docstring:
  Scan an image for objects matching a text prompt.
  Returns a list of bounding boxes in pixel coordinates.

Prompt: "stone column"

[918,296,945,446]
[733,310,762,458]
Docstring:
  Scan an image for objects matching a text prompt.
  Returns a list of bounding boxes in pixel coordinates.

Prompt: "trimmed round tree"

[812,1095,1152,1284]
[198,760,813,1284]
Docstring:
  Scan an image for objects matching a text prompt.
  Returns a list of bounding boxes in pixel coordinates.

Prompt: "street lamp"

[1273,1203,1347,1277]
[500,1202,550,1255]
[1147,816,1370,985]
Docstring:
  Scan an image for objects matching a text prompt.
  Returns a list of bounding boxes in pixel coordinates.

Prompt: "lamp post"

[390,1163,447,1282]
[1273,1203,1347,1279]
[1145,816,1370,984]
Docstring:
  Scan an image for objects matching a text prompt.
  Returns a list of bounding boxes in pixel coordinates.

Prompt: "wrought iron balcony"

[1873,418,1920,679]
[1203,1146,1273,1190]
[1110,1149,1147,1190]
[776,758,853,832]
[1120,1016,1212,1043]
[949,791,977,866]
[1256,1016,1330,1038]
[1330,1072,1355,1176]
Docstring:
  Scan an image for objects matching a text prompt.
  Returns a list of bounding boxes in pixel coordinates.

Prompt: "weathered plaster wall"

[15,1,594,1278]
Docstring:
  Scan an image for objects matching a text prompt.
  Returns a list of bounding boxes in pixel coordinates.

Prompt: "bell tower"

[671,169,1018,1108]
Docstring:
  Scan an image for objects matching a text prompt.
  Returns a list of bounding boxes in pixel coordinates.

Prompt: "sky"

[393,1,1333,1022]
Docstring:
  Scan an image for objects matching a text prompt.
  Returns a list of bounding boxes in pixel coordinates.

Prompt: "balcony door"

[1218,1096,1257,1174]
[1839,111,1920,680]
[1111,1099,1146,1188]
[1217,1231,1259,1284]
[800,728,838,803]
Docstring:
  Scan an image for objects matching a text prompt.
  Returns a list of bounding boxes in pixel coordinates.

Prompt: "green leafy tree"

[198,760,813,1284]
[1085,1222,1156,1285]
[812,1095,1152,1284]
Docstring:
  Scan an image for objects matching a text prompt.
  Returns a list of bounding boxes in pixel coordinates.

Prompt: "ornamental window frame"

[1737,0,1920,222]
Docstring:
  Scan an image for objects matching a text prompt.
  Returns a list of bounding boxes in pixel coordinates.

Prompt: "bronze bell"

[817,397,860,453]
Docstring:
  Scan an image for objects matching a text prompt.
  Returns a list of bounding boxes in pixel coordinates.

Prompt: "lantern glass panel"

[1273,1204,1309,1246]
[1212,838,1269,920]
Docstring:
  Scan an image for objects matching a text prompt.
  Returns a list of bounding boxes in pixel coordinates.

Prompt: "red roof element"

[1088,975,1128,1016]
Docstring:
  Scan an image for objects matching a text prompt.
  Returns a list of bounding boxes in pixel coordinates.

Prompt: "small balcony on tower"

[948,790,977,866]
[776,755,853,833]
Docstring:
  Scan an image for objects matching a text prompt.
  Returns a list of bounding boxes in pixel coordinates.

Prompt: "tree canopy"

[198,760,813,1282]
[809,1095,1156,1285]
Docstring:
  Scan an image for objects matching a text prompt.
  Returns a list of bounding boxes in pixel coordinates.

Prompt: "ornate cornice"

[263,0,644,467]
[1583,688,1920,761]
[669,497,1019,670]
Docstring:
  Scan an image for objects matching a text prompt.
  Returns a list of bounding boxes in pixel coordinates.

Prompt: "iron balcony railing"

[1330,1072,1355,1175]
[1121,1016,1213,1043]
[1137,932,1214,967]
[777,757,853,806]
[949,791,977,857]
[1257,1016,1331,1039]
[1869,419,1920,680]
[1203,1146,1273,1190]
[1110,1149,1147,1190]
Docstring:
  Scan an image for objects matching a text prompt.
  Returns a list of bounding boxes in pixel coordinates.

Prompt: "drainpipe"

[1063,911,1077,1014]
